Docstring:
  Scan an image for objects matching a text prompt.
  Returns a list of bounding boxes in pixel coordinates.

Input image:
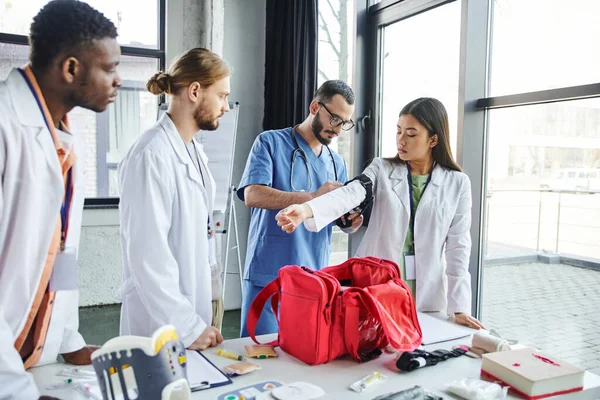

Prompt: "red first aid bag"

[246,257,423,365]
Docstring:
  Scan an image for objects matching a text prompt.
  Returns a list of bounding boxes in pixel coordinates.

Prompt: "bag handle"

[246,279,280,346]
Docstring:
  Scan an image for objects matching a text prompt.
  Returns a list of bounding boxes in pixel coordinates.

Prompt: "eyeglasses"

[318,102,355,131]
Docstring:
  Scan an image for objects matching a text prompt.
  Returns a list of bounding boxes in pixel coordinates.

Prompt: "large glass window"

[490,0,600,96]
[364,0,600,376]
[0,0,164,202]
[318,0,356,264]
[0,0,159,48]
[379,1,460,158]
[480,1,600,375]
[485,99,600,261]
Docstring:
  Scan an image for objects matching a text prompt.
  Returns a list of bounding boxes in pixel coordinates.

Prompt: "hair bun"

[146,71,171,95]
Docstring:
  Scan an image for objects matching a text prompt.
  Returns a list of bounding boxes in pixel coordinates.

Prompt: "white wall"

[222,0,267,310]
[77,0,266,310]
[78,211,121,306]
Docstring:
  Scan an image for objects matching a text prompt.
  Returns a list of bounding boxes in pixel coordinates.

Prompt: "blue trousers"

[240,279,279,337]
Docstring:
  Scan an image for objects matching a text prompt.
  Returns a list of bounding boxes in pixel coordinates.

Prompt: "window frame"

[0,0,166,208]
[359,0,600,319]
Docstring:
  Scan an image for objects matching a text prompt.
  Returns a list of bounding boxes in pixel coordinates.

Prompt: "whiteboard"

[158,102,240,211]
[196,103,240,210]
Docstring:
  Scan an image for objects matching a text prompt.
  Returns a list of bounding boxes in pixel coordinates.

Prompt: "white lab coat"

[118,112,216,348]
[306,158,472,315]
[0,69,86,399]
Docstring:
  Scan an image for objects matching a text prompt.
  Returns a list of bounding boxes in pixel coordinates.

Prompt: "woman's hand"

[454,312,485,330]
[276,204,313,233]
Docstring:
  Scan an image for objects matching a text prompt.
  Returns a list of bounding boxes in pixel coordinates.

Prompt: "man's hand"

[188,327,223,351]
[276,204,313,233]
[62,345,100,365]
[312,181,343,200]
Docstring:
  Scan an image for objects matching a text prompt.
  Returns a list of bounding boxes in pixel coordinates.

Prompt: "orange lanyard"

[19,66,76,249]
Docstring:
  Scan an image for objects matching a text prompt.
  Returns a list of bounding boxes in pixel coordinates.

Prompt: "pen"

[217,349,243,361]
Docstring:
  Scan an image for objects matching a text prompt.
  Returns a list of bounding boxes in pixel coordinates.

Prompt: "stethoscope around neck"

[290,127,338,192]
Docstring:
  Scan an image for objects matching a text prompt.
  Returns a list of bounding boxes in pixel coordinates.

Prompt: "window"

[318,0,357,264]
[487,99,600,258]
[0,0,159,48]
[379,1,460,159]
[475,1,600,373]
[0,0,165,205]
[490,0,600,95]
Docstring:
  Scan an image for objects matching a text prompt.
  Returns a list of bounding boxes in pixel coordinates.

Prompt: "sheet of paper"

[418,312,475,345]
[186,350,231,390]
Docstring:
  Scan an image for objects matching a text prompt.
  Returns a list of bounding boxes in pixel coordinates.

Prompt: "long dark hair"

[386,97,462,172]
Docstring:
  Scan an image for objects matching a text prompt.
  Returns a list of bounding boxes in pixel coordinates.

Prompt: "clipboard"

[186,350,232,391]
[418,312,475,345]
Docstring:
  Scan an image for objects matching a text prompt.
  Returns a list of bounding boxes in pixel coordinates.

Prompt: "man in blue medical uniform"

[238,80,358,336]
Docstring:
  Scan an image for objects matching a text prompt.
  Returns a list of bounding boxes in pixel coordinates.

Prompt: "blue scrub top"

[237,127,348,287]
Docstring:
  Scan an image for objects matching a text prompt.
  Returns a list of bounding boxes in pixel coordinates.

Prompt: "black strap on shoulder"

[335,174,374,229]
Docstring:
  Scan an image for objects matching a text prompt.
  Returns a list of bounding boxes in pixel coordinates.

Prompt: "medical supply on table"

[446,378,508,400]
[396,347,467,372]
[271,382,326,400]
[481,348,584,399]
[350,371,387,393]
[56,367,97,379]
[472,331,511,354]
[218,349,244,361]
[396,350,436,371]
[245,344,278,359]
[72,382,103,400]
[453,344,481,359]
[91,325,193,400]
[470,346,487,357]
[217,381,283,400]
[45,378,96,390]
[489,329,518,345]
[223,361,261,376]
[371,385,443,400]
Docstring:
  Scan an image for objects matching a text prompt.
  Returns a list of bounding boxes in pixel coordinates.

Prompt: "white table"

[31,328,600,399]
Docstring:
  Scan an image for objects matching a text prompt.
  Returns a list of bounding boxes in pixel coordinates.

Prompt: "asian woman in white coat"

[276,97,484,329]
[118,48,230,350]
